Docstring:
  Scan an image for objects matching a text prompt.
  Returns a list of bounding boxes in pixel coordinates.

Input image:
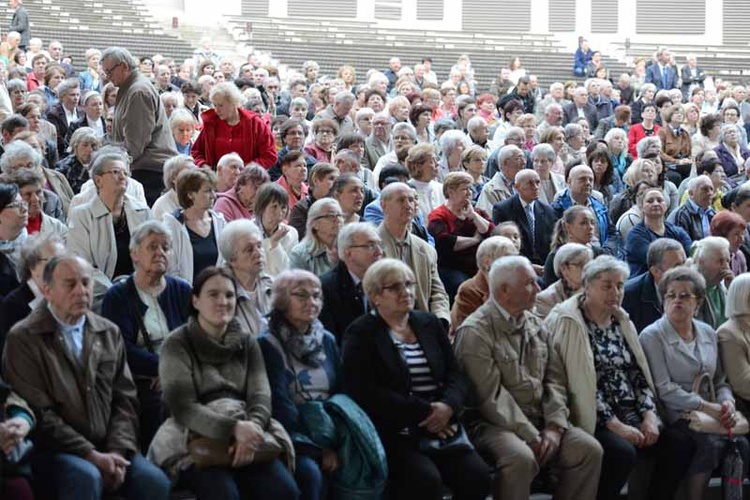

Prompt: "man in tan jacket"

[455,255,602,500]
[4,254,170,500]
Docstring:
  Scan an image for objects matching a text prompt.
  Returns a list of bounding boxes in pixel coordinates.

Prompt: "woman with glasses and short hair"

[289,198,343,276]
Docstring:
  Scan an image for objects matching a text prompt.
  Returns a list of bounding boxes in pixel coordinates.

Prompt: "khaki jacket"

[534,280,571,320]
[455,301,569,442]
[476,172,513,214]
[450,271,489,333]
[3,305,139,457]
[377,224,450,322]
[718,317,750,403]
[43,168,74,218]
[543,295,656,435]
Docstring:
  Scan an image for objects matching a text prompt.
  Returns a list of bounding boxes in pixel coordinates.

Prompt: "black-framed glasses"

[314,213,345,222]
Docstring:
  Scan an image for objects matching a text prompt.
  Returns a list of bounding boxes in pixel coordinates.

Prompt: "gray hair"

[218,152,244,170]
[488,255,534,299]
[657,266,706,303]
[337,221,379,257]
[271,269,322,313]
[505,126,525,142]
[42,254,93,288]
[305,198,342,242]
[68,127,100,155]
[89,145,130,178]
[355,107,375,122]
[720,123,739,142]
[687,174,712,194]
[362,258,415,300]
[545,103,563,116]
[6,78,25,94]
[19,233,64,283]
[101,47,137,71]
[635,136,661,158]
[553,243,594,278]
[582,255,630,285]
[604,127,628,148]
[56,78,80,99]
[129,220,171,252]
[392,122,417,142]
[219,218,262,263]
[210,82,242,107]
[163,154,195,189]
[563,123,582,142]
[466,116,488,135]
[169,108,196,132]
[726,273,750,318]
[499,144,523,165]
[693,236,730,264]
[476,236,518,271]
[0,140,42,174]
[334,91,355,105]
[647,238,686,269]
[531,143,555,162]
[639,83,657,99]
[439,129,470,155]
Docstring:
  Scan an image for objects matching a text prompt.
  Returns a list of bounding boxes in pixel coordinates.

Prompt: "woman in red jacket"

[628,103,660,158]
[191,82,277,169]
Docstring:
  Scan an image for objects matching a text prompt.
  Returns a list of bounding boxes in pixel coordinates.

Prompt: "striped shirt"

[392,335,439,402]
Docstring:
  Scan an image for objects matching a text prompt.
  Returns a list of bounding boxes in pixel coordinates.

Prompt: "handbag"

[418,423,474,457]
[722,430,744,500]
[685,372,749,435]
[188,432,284,468]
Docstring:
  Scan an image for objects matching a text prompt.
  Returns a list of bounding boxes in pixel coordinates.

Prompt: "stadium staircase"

[0,0,196,70]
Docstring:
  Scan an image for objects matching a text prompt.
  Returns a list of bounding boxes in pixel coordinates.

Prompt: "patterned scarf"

[269,310,327,367]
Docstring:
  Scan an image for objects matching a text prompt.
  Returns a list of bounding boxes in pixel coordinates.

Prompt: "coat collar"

[26,303,111,336]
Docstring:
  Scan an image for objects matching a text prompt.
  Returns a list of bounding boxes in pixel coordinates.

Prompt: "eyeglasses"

[393,135,413,143]
[316,129,335,136]
[3,200,28,212]
[349,242,384,252]
[381,281,416,294]
[98,168,130,178]
[290,291,322,302]
[664,292,696,302]
[314,213,345,222]
[102,62,122,77]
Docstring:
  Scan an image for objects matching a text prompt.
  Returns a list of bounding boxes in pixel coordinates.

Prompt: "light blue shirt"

[687,198,711,238]
[48,305,86,364]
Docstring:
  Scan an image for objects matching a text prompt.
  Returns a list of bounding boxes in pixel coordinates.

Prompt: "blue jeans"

[32,450,170,500]
[180,458,300,500]
[296,454,325,500]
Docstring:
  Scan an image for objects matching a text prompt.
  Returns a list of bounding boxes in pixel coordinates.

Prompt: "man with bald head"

[552,164,616,252]
[477,144,525,213]
[4,255,170,500]
[455,256,602,500]
[492,169,557,266]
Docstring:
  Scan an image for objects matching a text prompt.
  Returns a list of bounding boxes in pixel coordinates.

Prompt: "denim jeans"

[179,458,300,500]
[32,450,171,500]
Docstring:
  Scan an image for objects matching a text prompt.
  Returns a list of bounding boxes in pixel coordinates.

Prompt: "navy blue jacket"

[101,274,192,377]
[622,272,662,334]
[625,221,692,277]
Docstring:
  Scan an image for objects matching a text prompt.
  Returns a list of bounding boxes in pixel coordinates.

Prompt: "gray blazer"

[640,316,732,424]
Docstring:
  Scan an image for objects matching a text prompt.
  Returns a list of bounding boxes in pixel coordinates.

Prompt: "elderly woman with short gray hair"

[535,242,593,319]
[57,126,101,194]
[151,154,196,220]
[191,81,277,169]
[641,266,748,500]
[715,122,750,180]
[532,143,566,204]
[563,123,586,168]
[545,255,664,500]
[289,198,343,276]
[437,130,470,181]
[219,219,273,337]
[67,146,152,298]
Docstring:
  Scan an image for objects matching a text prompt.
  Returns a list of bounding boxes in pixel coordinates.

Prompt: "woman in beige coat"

[544,255,667,500]
[718,273,750,408]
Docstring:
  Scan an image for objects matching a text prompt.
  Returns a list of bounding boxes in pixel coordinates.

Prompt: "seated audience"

[289,162,339,240]
[710,209,748,277]
[101,220,191,450]
[715,123,750,180]
[10,169,67,239]
[4,255,171,500]
[692,237,733,329]
[531,143,566,205]
[455,256,602,500]
[406,143,445,219]
[154,267,298,499]
[669,175,716,241]
[718,274,750,409]
[56,126,101,195]
[543,206,601,287]
[151,154,195,221]
[641,266,749,500]
[163,168,225,284]
[535,242,593,319]
[215,152,244,193]
[331,173,365,224]
[276,151,310,212]
[343,258,491,500]
[622,238,687,333]
[251,183,298,277]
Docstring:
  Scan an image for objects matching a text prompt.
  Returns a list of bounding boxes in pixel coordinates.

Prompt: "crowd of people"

[1,19,750,500]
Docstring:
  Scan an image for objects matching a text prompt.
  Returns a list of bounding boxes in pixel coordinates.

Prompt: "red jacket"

[191,107,277,169]
[627,123,661,158]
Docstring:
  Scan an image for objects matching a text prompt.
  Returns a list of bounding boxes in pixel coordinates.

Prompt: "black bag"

[418,423,474,457]
[723,430,744,500]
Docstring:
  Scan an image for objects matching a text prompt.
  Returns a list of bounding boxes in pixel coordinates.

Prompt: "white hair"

[488,255,533,299]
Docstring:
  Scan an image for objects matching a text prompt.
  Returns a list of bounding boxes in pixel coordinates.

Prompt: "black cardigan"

[342,310,467,439]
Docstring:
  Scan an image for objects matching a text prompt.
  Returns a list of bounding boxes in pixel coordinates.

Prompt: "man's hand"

[640,412,660,447]
[85,450,130,491]
[536,427,562,466]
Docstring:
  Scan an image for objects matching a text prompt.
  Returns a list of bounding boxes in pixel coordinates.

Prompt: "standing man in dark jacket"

[4,254,171,500]
[8,0,29,50]
[102,46,177,206]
